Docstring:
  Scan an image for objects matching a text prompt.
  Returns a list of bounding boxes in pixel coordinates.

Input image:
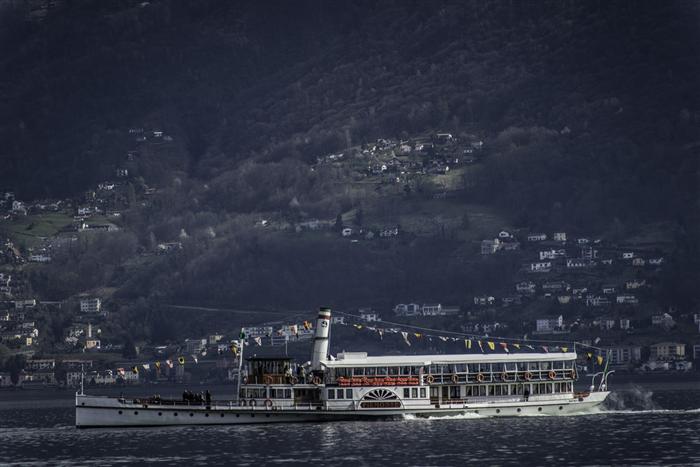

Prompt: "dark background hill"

[0,0,698,343]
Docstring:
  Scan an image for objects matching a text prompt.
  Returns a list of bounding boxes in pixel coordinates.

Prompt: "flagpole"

[236,338,244,401]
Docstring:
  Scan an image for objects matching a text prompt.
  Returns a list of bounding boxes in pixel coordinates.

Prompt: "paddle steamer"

[75,308,611,427]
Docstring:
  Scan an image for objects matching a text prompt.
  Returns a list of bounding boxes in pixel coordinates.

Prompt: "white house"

[421,304,443,316]
[80,298,101,313]
[553,232,567,242]
[359,309,380,322]
[527,233,547,242]
[341,227,353,237]
[394,303,421,316]
[566,258,591,269]
[622,252,635,259]
[536,316,563,333]
[515,281,536,294]
[529,261,552,273]
[616,294,639,305]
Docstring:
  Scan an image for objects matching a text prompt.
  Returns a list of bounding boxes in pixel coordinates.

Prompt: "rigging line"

[334,310,578,346]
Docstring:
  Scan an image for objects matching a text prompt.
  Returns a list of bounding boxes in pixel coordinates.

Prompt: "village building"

[473,296,495,306]
[515,281,536,294]
[421,303,442,316]
[566,258,592,269]
[80,298,101,313]
[393,303,421,317]
[359,308,380,322]
[616,294,639,305]
[528,261,552,273]
[585,295,611,307]
[535,315,564,333]
[625,279,646,290]
[607,346,642,366]
[619,318,631,330]
[650,342,686,361]
[542,281,570,292]
[553,232,567,242]
[26,359,56,371]
[527,233,547,242]
[651,313,675,329]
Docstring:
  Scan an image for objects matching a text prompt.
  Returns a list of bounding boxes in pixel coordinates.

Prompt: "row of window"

[403,387,428,399]
[242,388,294,399]
[332,361,574,378]
[327,389,354,400]
[438,382,574,398]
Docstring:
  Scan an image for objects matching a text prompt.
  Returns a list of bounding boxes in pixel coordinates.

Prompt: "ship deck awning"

[321,352,577,368]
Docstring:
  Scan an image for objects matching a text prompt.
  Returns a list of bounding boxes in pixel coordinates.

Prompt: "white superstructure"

[75,308,611,427]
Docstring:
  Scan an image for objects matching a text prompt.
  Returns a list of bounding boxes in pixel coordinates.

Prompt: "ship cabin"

[321,351,578,408]
[240,357,322,408]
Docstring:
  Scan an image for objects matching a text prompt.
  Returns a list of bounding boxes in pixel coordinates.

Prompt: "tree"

[353,208,364,227]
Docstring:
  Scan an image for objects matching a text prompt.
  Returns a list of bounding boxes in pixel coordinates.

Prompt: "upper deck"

[322,351,577,368]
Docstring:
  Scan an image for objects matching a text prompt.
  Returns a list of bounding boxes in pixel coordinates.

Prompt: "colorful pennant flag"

[155,361,161,370]
[586,352,593,360]
[500,342,509,353]
[597,355,604,365]
[378,329,384,340]
[465,339,472,349]
[166,359,174,369]
[142,363,150,370]
[401,331,411,347]
[561,347,568,353]
[487,341,495,351]
[513,343,520,350]
[542,346,549,353]
[254,336,262,346]
[117,368,125,376]
[131,366,139,374]
[478,341,484,353]
[414,333,422,339]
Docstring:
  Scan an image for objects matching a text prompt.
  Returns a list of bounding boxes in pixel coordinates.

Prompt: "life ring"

[249,399,257,407]
[263,375,273,385]
[524,371,532,381]
[312,376,322,385]
[548,370,556,380]
[451,374,459,384]
[476,373,485,382]
[425,374,435,384]
[239,399,247,406]
[264,399,273,408]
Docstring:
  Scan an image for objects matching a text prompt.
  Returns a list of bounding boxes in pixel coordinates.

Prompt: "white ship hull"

[75,391,609,428]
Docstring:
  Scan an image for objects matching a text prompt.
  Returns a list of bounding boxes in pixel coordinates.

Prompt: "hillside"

[0,0,698,350]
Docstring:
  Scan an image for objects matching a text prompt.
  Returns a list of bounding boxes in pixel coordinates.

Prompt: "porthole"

[158,412,162,416]
[205,413,209,417]
[517,408,521,413]
[559,406,563,411]
[474,410,479,414]
[118,410,123,415]
[174,413,178,416]
[236,414,240,418]
[189,413,194,417]
[496,409,500,414]
[266,414,270,418]
[221,413,225,418]
[251,414,255,417]
[134,411,138,415]
[538,407,542,412]
[81,402,85,406]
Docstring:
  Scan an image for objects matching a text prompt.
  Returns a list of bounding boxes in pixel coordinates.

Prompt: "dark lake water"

[1,382,698,466]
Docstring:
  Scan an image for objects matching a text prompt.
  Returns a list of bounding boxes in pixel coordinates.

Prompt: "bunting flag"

[487,341,495,351]
[155,361,161,370]
[513,343,520,350]
[117,368,126,376]
[290,324,299,336]
[439,336,448,342]
[526,345,534,350]
[378,329,384,340]
[178,356,185,365]
[142,363,150,371]
[542,346,549,353]
[499,342,509,353]
[303,320,312,330]
[254,336,262,346]
[192,356,198,364]
[594,337,601,344]
[597,355,604,365]
[239,330,246,339]
[586,352,593,360]
[230,344,238,355]
[561,347,568,353]
[478,341,484,353]
[414,333,422,339]
[131,366,139,374]
[401,331,411,346]
[465,339,472,349]
[166,359,174,369]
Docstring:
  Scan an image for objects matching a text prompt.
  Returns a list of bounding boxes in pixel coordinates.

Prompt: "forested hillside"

[0,0,698,344]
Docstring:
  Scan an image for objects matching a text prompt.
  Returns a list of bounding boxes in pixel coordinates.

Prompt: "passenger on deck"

[300,366,307,384]
[524,388,530,402]
[284,364,293,382]
[205,390,211,406]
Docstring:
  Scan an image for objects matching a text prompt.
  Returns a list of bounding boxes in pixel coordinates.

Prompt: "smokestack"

[311,307,331,370]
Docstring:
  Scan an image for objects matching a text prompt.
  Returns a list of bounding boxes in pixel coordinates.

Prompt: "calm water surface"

[0,382,698,466]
